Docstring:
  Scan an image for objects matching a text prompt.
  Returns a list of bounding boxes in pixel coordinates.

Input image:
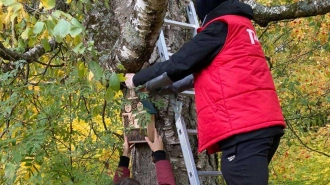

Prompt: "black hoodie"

[133,0,253,85]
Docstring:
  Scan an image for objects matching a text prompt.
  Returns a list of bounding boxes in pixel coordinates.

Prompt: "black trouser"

[221,136,281,185]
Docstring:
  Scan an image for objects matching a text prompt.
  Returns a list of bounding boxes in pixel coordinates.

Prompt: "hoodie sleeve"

[113,156,130,183]
[156,74,194,95]
[155,160,176,185]
[152,151,176,185]
[132,21,228,87]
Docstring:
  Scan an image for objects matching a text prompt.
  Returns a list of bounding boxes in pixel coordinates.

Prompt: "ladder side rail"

[175,115,201,185]
[157,22,201,185]
[186,1,199,36]
[183,1,199,96]
[157,30,170,62]
[172,99,201,185]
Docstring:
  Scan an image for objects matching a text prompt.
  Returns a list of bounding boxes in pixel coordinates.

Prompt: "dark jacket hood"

[196,0,253,26]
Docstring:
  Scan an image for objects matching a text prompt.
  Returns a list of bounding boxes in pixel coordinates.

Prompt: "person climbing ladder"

[125,0,286,184]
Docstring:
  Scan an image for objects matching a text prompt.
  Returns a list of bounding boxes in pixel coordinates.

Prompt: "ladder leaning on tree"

[156,1,223,185]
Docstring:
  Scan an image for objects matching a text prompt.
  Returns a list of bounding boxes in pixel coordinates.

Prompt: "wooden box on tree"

[122,89,156,143]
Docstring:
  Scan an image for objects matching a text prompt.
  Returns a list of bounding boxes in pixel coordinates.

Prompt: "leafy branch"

[286,119,330,158]
[0,39,58,62]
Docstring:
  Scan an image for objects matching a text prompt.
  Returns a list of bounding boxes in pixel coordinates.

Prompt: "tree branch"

[100,0,168,72]
[286,120,330,158]
[242,0,330,27]
[0,39,58,62]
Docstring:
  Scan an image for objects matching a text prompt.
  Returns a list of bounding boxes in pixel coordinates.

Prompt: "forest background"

[0,0,329,184]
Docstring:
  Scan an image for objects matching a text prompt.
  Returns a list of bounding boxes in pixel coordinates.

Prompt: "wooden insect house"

[122,89,155,143]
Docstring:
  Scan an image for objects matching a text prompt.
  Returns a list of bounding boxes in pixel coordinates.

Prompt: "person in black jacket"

[125,1,285,185]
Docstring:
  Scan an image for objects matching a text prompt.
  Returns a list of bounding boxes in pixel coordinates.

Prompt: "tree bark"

[85,0,167,72]
[243,0,330,26]
[0,40,57,61]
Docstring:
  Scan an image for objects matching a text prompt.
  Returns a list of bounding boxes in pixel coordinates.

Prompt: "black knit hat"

[196,0,229,21]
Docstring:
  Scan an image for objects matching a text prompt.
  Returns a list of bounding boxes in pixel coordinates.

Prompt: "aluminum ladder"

[156,1,223,185]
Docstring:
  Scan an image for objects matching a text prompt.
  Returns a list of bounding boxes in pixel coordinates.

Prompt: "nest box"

[122,89,156,143]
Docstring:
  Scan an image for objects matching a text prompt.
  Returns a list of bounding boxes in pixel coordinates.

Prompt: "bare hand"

[145,129,163,152]
[125,73,135,89]
[123,135,134,157]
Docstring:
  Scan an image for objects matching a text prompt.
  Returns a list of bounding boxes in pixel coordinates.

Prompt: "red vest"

[194,15,285,154]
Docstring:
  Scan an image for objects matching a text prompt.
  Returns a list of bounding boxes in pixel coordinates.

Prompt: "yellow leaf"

[21,27,31,40]
[22,10,29,20]
[88,71,94,81]
[40,0,55,10]
[0,15,4,31]
[4,6,13,23]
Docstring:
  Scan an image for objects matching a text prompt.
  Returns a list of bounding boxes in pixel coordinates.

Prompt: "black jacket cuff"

[152,150,166,163]
[118,156,130,168]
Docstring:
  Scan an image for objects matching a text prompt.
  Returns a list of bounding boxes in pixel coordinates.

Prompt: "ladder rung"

[179,90,195,97]
[186,129,197,135]
[164,19,197,29]
[197,171,223,176]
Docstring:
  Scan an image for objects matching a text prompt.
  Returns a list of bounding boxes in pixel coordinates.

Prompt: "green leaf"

[21,27,31,40]
[104,0,110,9]
[78,62,85,78]
[24,162,32,166]
[41,38,51,52]
[18,39,26,49]
[54,35,63,43]
[326,96,330,102]
[73,43,85,54]
[9,3,21,21]
[61,12,73,19]
[109,73,120,91]
[51,10,62,18]
[5,163,15,179]
[301,99,308,105]
[45,19,55,35]
[53,19,71,38]
[71,18,83,28]
[41,0,55,10]
[117,73,126,82]
[105,87,114,102]
[2,0,15,6]
[70,18,83,37]
[70,27,83,37]
[13,152,22,164]
[88,61,103,81]
[33,22,45,34]
[117,64,126,71]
